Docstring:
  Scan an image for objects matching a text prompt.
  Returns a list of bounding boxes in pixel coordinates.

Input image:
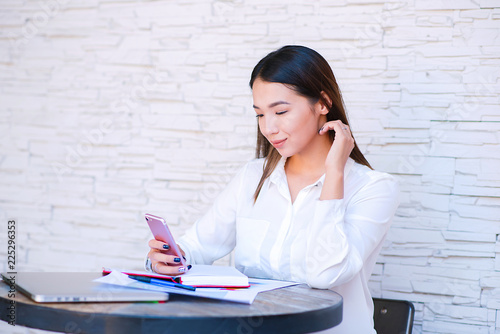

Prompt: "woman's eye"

[255,114,264,118]
[276,110,287,115]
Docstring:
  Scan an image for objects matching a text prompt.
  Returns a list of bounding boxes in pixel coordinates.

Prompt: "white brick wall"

[0,1,499,333]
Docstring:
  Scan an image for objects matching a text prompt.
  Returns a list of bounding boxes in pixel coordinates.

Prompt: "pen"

[128,275,196,291]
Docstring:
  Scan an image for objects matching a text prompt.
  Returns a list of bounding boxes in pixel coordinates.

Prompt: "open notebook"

[103,265,249,288]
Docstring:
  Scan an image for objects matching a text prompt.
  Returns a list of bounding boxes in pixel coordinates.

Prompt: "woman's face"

[252,78,328,158]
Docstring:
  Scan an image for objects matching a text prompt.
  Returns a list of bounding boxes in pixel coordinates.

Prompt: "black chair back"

[373,298,415,334]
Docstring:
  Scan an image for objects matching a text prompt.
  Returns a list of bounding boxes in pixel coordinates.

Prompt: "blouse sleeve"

[305,172,400,289]
[176,163,248,265]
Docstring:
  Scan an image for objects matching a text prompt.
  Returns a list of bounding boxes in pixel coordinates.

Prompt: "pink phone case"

[145,213,187,268]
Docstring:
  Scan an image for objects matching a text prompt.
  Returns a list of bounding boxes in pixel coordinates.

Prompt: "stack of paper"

[102,265,249,288]
[98,265,299,304]
[176,265,249,287]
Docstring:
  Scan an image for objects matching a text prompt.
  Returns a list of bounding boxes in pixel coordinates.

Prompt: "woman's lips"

[271,138,287,148]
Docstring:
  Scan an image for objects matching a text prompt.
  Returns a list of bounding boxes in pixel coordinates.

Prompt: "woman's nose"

[261,117,279,136]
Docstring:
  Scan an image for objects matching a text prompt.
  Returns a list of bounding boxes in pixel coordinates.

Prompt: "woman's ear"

[319,91,332,115]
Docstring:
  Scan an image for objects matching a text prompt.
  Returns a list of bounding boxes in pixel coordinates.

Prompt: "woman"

[147,45,399,333]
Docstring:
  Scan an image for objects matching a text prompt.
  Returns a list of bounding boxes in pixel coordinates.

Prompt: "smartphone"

[145,213,187,268]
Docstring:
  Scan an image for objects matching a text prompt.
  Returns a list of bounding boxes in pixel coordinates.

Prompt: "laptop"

[1,272,169,303]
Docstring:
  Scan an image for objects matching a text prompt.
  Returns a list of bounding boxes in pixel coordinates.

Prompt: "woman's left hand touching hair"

[318,120,355,200]
[318,120,355,173]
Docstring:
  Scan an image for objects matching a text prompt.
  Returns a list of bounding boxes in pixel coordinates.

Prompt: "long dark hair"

[249,45,372,201]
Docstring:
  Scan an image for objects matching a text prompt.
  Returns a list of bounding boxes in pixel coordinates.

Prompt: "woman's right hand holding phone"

[147,239,189,276]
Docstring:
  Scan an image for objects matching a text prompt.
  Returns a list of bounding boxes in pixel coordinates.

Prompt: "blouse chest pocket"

[235,217,270,268]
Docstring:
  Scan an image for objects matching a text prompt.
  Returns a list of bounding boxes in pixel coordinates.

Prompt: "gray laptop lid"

[1,272,169,303]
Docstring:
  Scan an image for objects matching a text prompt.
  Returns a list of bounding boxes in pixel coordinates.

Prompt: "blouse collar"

[268,156,356,188]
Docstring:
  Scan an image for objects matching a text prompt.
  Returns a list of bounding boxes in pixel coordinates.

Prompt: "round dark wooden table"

[0,273,342,334]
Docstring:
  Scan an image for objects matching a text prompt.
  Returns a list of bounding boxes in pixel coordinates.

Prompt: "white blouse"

[176,157,399,334]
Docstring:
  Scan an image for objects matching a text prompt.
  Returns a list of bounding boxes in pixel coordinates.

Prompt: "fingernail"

[318,127,323,134]
[174,257,181,263]
[163,244,169,250]
[178,267,186,273]
[187,265,192,270]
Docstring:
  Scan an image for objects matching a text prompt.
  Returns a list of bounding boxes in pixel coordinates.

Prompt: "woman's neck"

[285,135,332,177]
